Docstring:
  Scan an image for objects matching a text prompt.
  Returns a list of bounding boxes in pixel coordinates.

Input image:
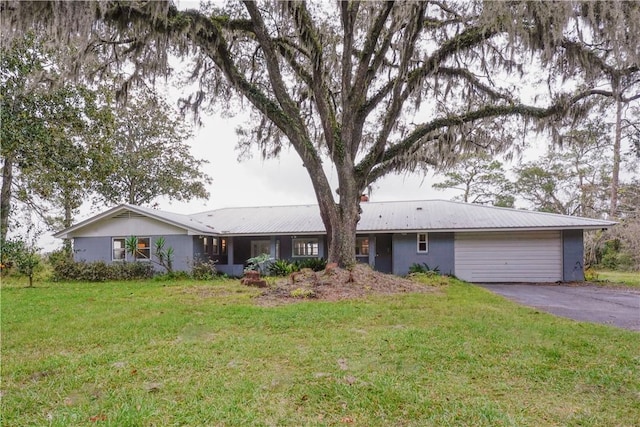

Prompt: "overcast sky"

[152,111,457,214]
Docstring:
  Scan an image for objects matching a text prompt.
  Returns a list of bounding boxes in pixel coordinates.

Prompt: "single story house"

[53,200,615,282]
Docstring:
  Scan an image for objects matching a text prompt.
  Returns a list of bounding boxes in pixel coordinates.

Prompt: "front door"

[375,234,393,273]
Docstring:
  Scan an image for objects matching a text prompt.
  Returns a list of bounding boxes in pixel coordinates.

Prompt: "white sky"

[153,111,455,213]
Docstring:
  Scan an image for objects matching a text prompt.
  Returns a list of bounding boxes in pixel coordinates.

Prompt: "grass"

[594,270,640,287]
[2,276,639,426]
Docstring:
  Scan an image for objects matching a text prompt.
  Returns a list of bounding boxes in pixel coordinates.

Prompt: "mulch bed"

[255,264,435,306]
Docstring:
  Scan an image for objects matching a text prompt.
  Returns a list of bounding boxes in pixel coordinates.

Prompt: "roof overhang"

[355,225,616,234]
[54,204,218,239]
[218,224,615,238]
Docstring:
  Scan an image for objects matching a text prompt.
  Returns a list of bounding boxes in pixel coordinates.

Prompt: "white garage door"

[454,231,562,283]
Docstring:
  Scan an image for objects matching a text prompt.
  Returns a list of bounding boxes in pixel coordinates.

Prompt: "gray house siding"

[391,232,455,276]
[163,235,194,272]
[75,230,585,281]
[74,236,112,263]
[73,235,194,272]
[562,229,584,281]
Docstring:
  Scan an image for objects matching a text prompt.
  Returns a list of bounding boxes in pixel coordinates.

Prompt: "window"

[417,233,428,253]
[135,237,151,260]
[251,240,271,258]
[203,237,219,255]
[112,238,126,261]
[293,238,319,257]
[221,238,227,255]
[355,237,369,256]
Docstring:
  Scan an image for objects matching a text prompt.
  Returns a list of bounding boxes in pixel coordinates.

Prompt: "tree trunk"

[311,187,360,268]
[62,193,73,256]
[305,158,361,268]
[324,200,359,268]
[610,95,622,218]
[1,155,14,244]
[577,159,586,217]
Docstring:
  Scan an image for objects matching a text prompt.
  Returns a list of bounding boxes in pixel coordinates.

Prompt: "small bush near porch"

[2,277,638,426]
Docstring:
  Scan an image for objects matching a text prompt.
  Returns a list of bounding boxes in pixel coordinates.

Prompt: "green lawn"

[2,277,639,426]
[594,270,640,287]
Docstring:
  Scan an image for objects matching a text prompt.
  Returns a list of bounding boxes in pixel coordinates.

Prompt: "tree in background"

[626,106,640,159]
[432,153,514,207]
[514,121,612,217]
[0,34,113,250]
[594,179,640,270]
[1,34,212,252]
[91,92,211,206]
[3,1,639,267]
[554,24,640,217]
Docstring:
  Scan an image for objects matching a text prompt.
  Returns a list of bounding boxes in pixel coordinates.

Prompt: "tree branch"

[242,2,304,126]
[285,1,339,157]
[352,1,394,96]
[358,2,427,178]
[356,25,500,179]
[360,89,601,184]
[437,67,513,102]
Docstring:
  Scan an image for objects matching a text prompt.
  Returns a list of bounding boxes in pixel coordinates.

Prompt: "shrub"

[245,254,274,275]
[192,259,217,280]
[616,253,634,270]
[110,262,155,280]
[584,268,599,281]
[408,263,440,275]
[51,260,154,282]
[47,248,72,268]
[294,258,327,272]
[268,259,299,276]
[50,258,85,281]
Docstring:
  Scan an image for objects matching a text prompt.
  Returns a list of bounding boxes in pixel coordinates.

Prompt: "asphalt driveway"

[480,284,640,331]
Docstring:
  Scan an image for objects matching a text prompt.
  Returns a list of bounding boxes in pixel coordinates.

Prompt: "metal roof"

[356,200,616,232]
[192,204,326,235]
[55,200,616,239]
[53,204,215,239]
[191,200,616,235]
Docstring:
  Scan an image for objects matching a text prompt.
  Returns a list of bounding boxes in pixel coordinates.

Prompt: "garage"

[454,231,562,283]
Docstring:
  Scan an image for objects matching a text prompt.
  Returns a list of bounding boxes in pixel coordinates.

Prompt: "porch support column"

[270,236,278,259]
[368,234,376,268]
[227,237,234,266]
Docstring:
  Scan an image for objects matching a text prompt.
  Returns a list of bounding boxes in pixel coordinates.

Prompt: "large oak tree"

[2,1,639,266]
